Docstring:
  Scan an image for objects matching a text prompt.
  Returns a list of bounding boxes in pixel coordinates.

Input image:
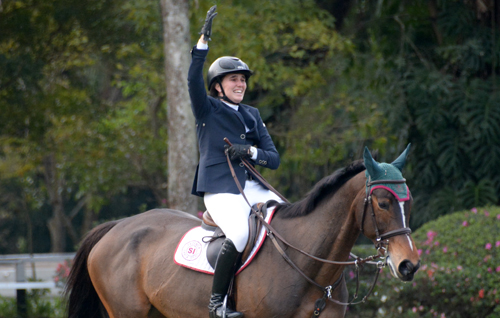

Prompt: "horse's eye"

[378,201,390,210]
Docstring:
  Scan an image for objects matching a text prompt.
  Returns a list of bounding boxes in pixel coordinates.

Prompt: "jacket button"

[240,134,245,139]
[239,162,244,167]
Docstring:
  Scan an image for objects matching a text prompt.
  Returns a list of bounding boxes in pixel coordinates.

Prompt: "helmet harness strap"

[216,77,240,105]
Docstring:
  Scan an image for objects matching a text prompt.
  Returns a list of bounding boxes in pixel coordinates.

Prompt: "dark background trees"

[0,0,498,253]
[339,0,500,226]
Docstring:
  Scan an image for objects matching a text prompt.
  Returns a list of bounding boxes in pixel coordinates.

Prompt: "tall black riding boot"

[208,239,244,318]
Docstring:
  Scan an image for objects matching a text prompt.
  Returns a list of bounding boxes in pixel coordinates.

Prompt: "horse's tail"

[65,220,120,318]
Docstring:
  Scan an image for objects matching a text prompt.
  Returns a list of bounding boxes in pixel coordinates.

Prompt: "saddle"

[201,201,277,269]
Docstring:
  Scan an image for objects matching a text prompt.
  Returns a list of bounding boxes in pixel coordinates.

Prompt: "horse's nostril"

[399,261,412,275]
[398,260,420,281]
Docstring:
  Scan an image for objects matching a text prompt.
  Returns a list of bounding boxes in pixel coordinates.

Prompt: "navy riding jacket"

[188,47,280,196]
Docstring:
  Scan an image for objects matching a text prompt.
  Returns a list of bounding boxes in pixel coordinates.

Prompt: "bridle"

[223,138,413,316]
[362,179,412,249]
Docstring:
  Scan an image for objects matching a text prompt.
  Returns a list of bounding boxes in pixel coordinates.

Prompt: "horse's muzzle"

[398,259,421,281]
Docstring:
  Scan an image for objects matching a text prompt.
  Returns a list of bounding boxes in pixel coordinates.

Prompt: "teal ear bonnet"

[363,144,411,201]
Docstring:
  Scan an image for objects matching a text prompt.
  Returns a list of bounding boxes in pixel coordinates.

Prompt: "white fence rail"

[0,253,75,289]
[0,253,75,317]
[0,282,56,289]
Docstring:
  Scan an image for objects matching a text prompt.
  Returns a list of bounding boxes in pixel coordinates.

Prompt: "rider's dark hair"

[209,81,220,97]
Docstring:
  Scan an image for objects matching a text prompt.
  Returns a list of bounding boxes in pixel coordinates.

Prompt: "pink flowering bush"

[54,259,72,288]
[347,206,500,317]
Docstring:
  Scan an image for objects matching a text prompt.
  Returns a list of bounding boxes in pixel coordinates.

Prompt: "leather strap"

[224,139,383,268]
[224,138,289,204]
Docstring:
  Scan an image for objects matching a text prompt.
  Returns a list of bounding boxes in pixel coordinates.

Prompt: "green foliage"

[194,0,351,110]
[0,291,66,318]
[0,297,16,317]
[347,206,500,317]
[336,0,500,227]
[0,0,166,252]
[1,0,500,252]
[191,0,395,199]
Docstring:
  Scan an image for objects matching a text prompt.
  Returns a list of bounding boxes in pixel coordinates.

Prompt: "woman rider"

[188,5,283,318]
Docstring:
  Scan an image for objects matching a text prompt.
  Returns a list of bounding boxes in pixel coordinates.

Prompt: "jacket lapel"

[238,106,256,132]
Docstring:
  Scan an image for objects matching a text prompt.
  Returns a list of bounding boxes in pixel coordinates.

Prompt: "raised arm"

[188,6,218,119]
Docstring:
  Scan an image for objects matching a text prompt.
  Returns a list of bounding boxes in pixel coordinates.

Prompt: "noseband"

[361,179,412,250]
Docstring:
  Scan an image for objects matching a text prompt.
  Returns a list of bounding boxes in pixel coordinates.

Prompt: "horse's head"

[358,145,420,281]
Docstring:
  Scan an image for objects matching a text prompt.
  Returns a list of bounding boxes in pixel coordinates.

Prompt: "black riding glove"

[199,5,218,41]
[225,144,251,161]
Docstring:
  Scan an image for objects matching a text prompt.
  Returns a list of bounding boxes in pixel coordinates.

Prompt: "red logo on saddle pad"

[181,240,202,261]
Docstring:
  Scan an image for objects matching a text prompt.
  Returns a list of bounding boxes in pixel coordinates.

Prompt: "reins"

[224,138,289,204]
[224,140,381,266]
[223,138,411,314]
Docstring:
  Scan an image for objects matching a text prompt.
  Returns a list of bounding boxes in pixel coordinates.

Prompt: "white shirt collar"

[222,100,239,111]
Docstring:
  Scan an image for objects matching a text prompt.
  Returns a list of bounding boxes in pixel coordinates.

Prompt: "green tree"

[2,0,498,253]
[191,0,364,199]
[334,0,500,226]
[0,0,167,251]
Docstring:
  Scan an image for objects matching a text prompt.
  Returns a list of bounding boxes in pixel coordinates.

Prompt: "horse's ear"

[363,146,383,178]
[391,143,411,172]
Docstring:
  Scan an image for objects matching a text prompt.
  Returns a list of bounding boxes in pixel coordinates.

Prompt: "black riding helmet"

[207,56,253,93]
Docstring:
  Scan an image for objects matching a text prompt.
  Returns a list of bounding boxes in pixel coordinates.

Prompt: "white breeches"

[203,180,283,252]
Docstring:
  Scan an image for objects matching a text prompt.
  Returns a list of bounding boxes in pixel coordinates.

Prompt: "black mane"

[275,160,366,218]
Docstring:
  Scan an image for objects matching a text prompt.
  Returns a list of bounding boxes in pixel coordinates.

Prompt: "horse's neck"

[316,175,364,288]
[279,174,364,286]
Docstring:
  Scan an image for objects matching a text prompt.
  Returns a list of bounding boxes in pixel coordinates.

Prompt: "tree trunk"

[160,0,198,215]
[42,153,66,252]
[81,206,97,238]
[314,0,353,30]
[428,0,443,46]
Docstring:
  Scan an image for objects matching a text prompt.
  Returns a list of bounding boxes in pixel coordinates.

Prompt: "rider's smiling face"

[216,73,247,104]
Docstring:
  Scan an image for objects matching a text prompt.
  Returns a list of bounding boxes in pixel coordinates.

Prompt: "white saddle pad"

[174,207,277,275]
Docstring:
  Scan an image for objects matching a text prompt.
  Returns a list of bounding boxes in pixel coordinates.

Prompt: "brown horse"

[66,149,420,318]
